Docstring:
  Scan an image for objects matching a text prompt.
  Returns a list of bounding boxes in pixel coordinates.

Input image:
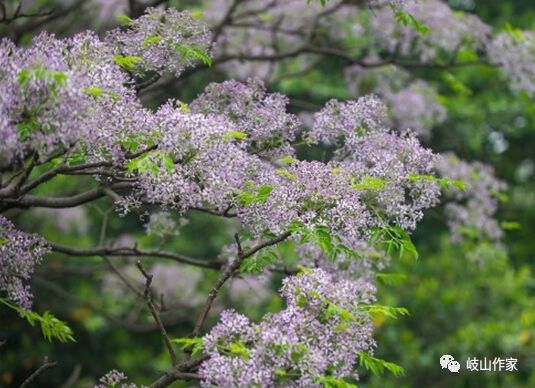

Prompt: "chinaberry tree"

[0,0,528,386]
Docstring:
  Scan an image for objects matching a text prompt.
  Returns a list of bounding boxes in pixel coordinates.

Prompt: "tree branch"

[136,261,178,366]
[49,241,224,270]
[191,231,291,337]
[20,357,57,388]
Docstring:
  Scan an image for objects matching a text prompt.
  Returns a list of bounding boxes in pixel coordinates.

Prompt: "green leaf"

[18,66,68,95]
[501,221,521,231]
[16,116,41,140]
[223,131,248,141]
[175,44,212,66]
[359,304,409,320]
[456,47,479,62]
[375,273,407,286]
[407,173,468,191]
[228,342,250,360]
[127,151,174,175]
[316,375,358,388]
[256,186,273,202]
[280,156,299,164]
[116,14,133,27]
[0,299,75,343]
[237,185,273,206]
[240,247,277,273]
[114,55,143,72]
[503,22,525,42]
[143,35,164,47]
[83,86,104,97]
[351,177,386,190]
[442,72,472,96]
[172,336,204,358]
[307,0,328,6]
[276,169,297,180]
[369,225,419,260]
[394,9,430,34]
[313,225,334,258]
[191,10,205,19]
[359,352,404,377]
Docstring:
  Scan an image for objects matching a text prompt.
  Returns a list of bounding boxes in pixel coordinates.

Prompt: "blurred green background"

[0,0,534,387]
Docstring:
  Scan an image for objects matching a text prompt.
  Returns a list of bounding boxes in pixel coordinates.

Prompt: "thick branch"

[1,182,132,209]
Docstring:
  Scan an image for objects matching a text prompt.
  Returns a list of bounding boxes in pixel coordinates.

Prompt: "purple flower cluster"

[310,95,388,148]
[0,8,210,167]
[297,241,388,282]
[345,65,446,138]
[368,0,490,62]
[96,369,138,388]
[436,154,507,244]
[489,31,535,96]
[0,215,49,309]
[0,30,151,165]
[190,79,300,158]
[199,269,376,387]
[135,103,263,212]
[105,7,211,77]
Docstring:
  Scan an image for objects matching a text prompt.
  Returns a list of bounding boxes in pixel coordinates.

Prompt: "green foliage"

[359,352,405,377]
[503,22,525,41]
[407,173,469,191]
[83,86,104,97]
[288,222,361,261]
[116,14,133,27]
[172,336,204,358]
[175,44,212,66]
[358,304,409,320]
[227,342,251,360]
[276,169,297,180]
[191,10,205,19]
[237,184,273,206]
[280,156,299,164]
[370,225,419,260]
[316,375,358,388]
[455,46,479,62]
[223,130,248,141]
[375,273,407,286]
[113,55,143,72]
[240,247,278,273]
[323,301,355,323]
[120,133,155,153]
[16,115,42,140]
[393,9,430,35]
[0,298,75,343]
[442,72,472,96]
[351,177,386,190]
[18,66,68,90]
[501,221,521,230]
[126,151,174,175]
[143,35,164,47]
[307,0,328,6]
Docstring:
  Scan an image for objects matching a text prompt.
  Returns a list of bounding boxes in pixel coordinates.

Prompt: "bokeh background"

[1,0,534,387]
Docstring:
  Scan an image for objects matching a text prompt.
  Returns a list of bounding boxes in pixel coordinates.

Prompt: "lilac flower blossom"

[436,154,507,244]
[0,215,49,309]
[199,269,376,387]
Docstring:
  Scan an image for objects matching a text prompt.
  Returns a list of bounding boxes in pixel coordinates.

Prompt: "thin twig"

[20,357,57,388]
[191,231,291,337]
[50,241,224,269]
[136,261,178,366]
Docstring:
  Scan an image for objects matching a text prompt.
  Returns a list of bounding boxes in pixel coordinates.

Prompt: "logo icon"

[448,360,461,373]
[440,355,460,373]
